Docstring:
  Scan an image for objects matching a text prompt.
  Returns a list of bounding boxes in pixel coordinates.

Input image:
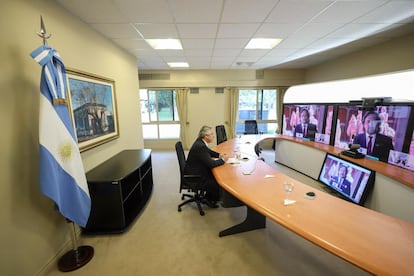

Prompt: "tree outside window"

[140,89,180,139]
[236,89,278,134]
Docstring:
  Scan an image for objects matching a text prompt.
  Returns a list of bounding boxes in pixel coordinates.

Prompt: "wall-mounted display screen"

[318,153,375,206]
[282,104,334,145]
[334,104,413,162]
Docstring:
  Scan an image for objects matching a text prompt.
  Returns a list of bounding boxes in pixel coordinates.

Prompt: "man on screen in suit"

[330,164,351,196]
[185,125,228,208]
[353,111,394,162]
[293,108,318,140]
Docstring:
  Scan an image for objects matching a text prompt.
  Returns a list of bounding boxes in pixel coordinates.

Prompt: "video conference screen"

[281,104,334,145]
[318,153,375,205]
[282,102,414,170]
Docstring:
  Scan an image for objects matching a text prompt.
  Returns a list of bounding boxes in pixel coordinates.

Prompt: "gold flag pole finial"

[37,15,52,45]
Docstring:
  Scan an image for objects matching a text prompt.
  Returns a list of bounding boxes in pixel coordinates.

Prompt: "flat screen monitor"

[334,103,413,163]
[318,153,375,206]
[282,104,334,145]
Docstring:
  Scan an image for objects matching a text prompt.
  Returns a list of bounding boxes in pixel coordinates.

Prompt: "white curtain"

[176,88,189,149]
[227,87,239,138]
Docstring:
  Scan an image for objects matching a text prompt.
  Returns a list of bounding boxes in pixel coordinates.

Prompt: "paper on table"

[283,199,296,205]
[227,157,240,164]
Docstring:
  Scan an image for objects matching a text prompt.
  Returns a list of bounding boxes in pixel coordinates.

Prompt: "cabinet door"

[85,182,125,232]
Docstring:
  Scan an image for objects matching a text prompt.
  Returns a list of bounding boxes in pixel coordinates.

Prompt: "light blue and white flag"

[30,45,91,227]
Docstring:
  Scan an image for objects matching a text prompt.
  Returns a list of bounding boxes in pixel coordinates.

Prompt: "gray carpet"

[46,149,369,276]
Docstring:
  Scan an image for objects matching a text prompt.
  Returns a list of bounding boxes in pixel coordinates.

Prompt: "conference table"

[212,135,414,275]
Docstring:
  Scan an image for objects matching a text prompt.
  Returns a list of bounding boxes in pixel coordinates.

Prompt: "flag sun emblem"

[59,142,73,162]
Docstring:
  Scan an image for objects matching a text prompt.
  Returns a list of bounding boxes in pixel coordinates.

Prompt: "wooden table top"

[213,135,414,275]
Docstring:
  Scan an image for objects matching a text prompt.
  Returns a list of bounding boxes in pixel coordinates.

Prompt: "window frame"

[140,88,180,139]
[236,88,278,134]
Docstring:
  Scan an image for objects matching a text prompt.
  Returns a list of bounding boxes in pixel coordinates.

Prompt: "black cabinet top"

[86,149,151,182]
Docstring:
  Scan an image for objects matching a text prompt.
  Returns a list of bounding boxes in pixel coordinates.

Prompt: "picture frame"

[66,69,119,152]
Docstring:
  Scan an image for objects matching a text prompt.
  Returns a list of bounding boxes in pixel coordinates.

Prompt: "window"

[140,89,180,139]
[236,89,278,134]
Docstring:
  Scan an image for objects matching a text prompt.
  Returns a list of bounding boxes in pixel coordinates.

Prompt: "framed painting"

[66,69,119,152]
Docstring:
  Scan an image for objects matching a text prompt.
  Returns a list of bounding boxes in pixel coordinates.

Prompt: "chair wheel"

[200,211,205,216]
[178,207,182,212]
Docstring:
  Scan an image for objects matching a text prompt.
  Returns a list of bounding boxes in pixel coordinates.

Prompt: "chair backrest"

[244,120,259,134]
[175,141,186,178]
[215,125,227,144]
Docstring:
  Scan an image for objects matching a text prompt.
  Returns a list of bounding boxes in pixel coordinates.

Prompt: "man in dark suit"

[330,164,351,195]
[353,111,393,162]
[185,125,228,207]
[293,108,318,140]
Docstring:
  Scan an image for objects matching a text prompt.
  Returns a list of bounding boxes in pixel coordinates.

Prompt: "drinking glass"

[283,181,294,200]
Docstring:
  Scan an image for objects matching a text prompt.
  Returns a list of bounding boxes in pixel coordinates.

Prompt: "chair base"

[178,192,205,216]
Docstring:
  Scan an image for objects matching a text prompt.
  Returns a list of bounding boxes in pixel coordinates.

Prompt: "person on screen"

[293,108,317,140]
[330,164,351,195]
[353,111,394,162]
[378,106,396,138]
[185,125,228,208]
[290,106,300,130]
[346,114,358,142]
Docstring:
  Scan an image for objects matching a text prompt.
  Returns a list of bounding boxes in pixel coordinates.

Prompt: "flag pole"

[57,220,94,272]
[35,16,94,272]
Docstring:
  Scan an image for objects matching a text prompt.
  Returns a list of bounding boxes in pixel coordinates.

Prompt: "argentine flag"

[31,46,91,227]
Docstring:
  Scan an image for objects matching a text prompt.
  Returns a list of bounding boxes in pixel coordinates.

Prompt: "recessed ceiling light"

[245,38,282,49]
[167,62,189,68]
[146,39,183,50]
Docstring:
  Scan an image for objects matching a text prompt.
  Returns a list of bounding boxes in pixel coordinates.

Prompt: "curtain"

[176,88,189,149]
[228,87,239,139]
[276,87,289,134]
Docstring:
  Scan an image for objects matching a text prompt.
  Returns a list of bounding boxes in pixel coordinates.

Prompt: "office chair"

[175,141,206,216]
[244,120,259,135]
[215,124,227,145]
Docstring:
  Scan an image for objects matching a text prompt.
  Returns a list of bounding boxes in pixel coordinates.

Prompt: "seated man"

[185,125,228,208]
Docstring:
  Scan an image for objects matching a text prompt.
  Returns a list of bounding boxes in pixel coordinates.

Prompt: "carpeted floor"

[45,149,369,276]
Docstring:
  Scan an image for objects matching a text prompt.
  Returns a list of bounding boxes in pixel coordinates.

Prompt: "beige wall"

[0,0,142,275]
[305,32,414,83]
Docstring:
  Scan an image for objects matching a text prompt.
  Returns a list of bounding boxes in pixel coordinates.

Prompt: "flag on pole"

[30,45,91,227]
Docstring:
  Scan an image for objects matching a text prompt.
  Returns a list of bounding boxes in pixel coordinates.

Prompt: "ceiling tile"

[170,0,223,23]
[177,24,218,38]
[266,0,332,24]
[91,23,139,39]
[221,0,277,23]
[134,24,178,38]
[114,0,174,23]
[217,24,260,38]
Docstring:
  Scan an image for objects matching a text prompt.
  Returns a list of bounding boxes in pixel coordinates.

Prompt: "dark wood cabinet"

[83,149,153,234]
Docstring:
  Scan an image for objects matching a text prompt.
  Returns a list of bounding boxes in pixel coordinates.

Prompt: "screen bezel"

[317,153,375,206]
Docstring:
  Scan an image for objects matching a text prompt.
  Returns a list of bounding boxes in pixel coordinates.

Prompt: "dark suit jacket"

[184,138,225,182]
[293,123,317,139]
[353,133,393,162]
[330,176,351,196]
